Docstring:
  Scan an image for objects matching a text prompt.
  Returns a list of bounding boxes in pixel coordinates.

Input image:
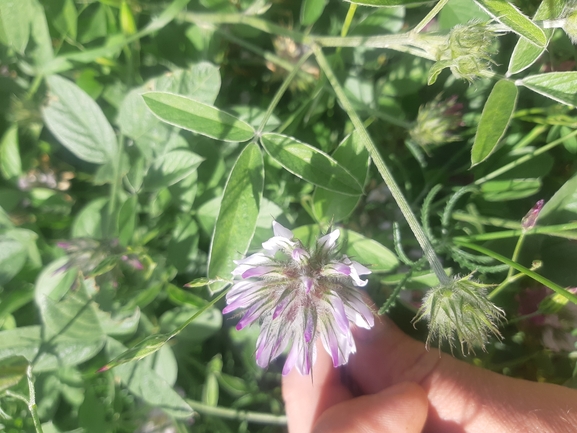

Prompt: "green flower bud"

[429,22,497,84]
[409,95,463,151]
[413,275,505,354]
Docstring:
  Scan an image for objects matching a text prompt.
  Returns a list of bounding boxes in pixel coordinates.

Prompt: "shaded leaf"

[0,355,28,392]
[143,149,204,191]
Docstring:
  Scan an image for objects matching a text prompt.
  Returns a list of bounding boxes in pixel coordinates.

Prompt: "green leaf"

[118,63,221,153]
[293,225,399,273]
[98,334,171,372]
[0,125,21,182]
[0,229,38,285]
[480,178,541,201]
[142,92,255,142]
[474,0,547,47]
[0,0,34,53]
[518,72,577,107]
[44,0,77,39]
[71,197,108,239]
[35,260,105,343]
[312,130,369,224]
[143,149,204,191]
[0,355,28,392]
[43,75,118,164]
[300,0,328,26]
[439,0,489,29]
[160,306,222,343]
[471,79,518,167]
[346,0,430,6]
[260,133,364,196]
[167,214,199,272]
[106,338,193,419]
[167,284,207,307]
[29,0,55,69]
[507,0,563,76]
[208,143,263,293]
[539,173,577,224]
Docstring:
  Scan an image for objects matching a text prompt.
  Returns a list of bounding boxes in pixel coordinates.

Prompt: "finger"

[283,342,353,433]
[312,382,428,433]
[349,315,577,432]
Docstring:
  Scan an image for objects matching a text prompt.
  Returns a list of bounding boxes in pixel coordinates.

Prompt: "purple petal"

[291,248,309,262]
[282,343,298,376]
[304,310,314,343]
[333,263,351,276]
[328,294,349,334]
[301,276,314,294]
[236,305,263,330]
[273,294,292,319]
[232,254,272,276]
[242,266,272,279]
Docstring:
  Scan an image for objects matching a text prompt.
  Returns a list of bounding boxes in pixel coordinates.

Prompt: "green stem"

[26,365,43,433]
[341,3,357,37]
[489,258,534,299]
[474,129,577,185]
[453,222,577,242]
[106,146,123,238]
[507,232,526,280]
[171,290,228,338]
[511,124,547,150]
[454,240,577,305]
[412,0,449,34]
[215,28,315,82]
[256,50,313,136]
[313,44,451,286]
[186,399,287,425]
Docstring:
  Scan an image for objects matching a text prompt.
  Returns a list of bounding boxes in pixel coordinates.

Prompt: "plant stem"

[336,3,358,56]
[26,365,43,433]
[256,50,313,136]
[453,222,577,242]
[412,0,449,34]
[313,44,451,286]
[186,399,287,425]
[474,128,577,185]
[455,240,577,305]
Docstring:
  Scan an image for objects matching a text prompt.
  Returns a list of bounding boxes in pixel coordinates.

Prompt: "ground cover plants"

[1,0,577,431]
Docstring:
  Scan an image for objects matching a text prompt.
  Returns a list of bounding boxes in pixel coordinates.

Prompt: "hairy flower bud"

[224,222,374,376]
[521,199,544,231]
[429,22,497,84]
[409,95,463,151]
[413,275,505,354]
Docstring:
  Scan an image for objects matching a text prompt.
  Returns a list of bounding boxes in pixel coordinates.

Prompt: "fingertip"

[312,381,428,433]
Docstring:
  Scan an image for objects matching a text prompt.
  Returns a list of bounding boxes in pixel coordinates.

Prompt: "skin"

[283,315,577,433]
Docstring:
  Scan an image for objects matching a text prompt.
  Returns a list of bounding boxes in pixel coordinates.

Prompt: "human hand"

[283,314,577,433]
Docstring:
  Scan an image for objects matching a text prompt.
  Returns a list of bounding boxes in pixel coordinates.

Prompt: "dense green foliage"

[0,0,577,431]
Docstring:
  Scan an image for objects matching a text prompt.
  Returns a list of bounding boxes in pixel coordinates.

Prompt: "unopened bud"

[521,199,544,230]
[409,95,463,151]
[413,274,505,354]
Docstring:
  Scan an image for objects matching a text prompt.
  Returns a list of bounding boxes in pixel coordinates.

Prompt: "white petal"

[318,229,340,252]
[273,221,293,239]
[262,236,295,255]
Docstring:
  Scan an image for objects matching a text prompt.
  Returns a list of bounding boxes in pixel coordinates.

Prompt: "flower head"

[413,274,505,354]
[224,222,374,376]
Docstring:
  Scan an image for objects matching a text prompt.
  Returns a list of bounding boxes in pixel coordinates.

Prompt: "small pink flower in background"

[224,222,374,376]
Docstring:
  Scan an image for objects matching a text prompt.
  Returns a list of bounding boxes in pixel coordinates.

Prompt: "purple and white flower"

[223,221,374,376]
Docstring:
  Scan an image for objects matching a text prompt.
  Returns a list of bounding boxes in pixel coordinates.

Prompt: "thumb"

[312,382,428,433]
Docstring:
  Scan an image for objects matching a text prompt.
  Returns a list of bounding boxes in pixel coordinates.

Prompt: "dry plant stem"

[313,44,451,287]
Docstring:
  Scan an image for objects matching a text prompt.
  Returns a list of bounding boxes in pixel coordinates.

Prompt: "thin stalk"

[453,222,577,242]
[511,124,547,150]
[489,256,534,299]
[106,145,123,238]
[412,0,449,34]
[474,129,577,185]
[215,28,315,82]
[186,399,287,425]
[26,365,43,433]
[336,3,358,56]
[506,231,526,280]
[171,290,228,337]
[256,50,313,136]
[455,240,577,305]
[313,44,451,286]
[452,211,521,229]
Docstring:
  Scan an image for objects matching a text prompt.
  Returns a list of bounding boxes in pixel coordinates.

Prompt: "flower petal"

[318,229,340,252]
[273,221,293,239]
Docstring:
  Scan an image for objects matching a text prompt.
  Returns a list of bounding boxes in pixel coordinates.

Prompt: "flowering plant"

[224,222,374,375]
